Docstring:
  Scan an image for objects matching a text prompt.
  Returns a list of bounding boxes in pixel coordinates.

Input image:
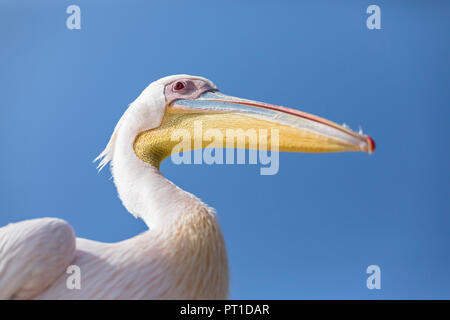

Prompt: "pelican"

[0,75,375,299]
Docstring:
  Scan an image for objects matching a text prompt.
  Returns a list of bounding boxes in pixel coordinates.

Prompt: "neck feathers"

[108,131,229,298]
[113,162,229,299]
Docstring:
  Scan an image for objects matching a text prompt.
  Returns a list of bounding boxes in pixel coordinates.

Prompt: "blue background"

[1,0,449,299]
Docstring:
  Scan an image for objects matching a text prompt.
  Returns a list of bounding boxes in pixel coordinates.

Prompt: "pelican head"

[98,74,374,171]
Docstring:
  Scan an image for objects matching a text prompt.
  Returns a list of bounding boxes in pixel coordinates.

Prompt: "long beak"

[170,91,375,154]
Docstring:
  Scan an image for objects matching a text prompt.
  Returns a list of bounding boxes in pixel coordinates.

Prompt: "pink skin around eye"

[164,79,217,105]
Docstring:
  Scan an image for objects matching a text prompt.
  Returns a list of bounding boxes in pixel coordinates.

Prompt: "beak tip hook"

[366,136,376,154]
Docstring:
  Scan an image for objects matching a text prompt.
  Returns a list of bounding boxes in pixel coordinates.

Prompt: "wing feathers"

[0,218,76,299]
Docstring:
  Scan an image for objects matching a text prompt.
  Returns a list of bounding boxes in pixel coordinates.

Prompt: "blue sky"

[1,0,449,299]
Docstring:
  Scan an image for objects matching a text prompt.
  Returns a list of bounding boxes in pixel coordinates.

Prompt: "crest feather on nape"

[94,109,128,171]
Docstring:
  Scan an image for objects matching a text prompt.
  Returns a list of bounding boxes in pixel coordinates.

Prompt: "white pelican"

[0,75,375,299]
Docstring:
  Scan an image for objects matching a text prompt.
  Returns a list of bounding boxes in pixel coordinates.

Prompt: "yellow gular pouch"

[133,107,362,168]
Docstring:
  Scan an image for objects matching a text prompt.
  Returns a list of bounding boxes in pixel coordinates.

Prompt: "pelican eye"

[173,81,185,91]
